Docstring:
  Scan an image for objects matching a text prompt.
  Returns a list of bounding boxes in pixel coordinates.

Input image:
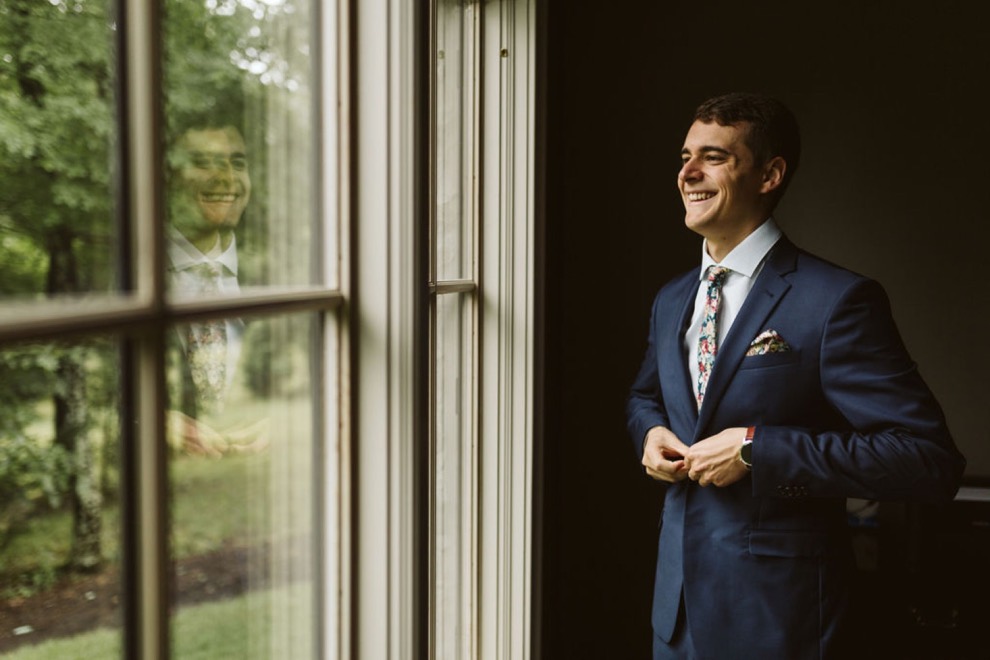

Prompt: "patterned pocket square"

[746,329,791,356]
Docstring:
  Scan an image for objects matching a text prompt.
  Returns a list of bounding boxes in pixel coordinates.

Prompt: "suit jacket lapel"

[660,273,701,430]
[695,238,798,435]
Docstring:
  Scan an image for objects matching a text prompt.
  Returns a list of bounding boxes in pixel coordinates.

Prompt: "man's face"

[170,126,251,241]
[678,120,768,242]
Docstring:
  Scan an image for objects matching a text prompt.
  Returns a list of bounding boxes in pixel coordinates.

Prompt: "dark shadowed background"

[538,1,989,657]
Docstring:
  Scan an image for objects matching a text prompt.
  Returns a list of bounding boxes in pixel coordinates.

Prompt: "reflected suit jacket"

[626,237,965,659]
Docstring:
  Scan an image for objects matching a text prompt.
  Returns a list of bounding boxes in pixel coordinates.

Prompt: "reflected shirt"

[167,228,244,386]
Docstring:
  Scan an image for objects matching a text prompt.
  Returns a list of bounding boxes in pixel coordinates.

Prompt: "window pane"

[0,2,120,300]
[167,311,320,659]
[431,292,475,657]
[163,0,319,295]
[0,339,122,656]
[434,0,476,282]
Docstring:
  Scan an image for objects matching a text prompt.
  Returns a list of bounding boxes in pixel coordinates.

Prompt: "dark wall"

[539,1,990,657]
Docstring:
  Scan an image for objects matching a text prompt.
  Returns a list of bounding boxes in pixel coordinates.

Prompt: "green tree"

[0,0,116,572]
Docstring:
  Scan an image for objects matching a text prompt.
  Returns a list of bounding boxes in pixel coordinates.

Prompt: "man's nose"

[678,158,701,183]
[210,158,235,179]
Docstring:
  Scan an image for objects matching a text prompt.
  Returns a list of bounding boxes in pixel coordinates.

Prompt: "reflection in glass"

[163,0,318,295]
[431,292,475,657]
[0,1,119,300]
[167,312,318,658]
[0,340,121,656]
[433,0,477,282]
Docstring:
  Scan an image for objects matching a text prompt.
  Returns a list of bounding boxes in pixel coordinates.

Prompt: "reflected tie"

[696,266,730,409]
[186,263,228,411]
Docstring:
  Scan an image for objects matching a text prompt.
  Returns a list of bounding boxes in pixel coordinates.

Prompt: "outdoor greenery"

[0,450,266,601]
[0,0,314,651]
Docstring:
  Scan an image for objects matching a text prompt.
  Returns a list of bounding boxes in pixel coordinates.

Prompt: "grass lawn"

[2,582,314,660]
[1,451,267,598]
[2,392,317,656]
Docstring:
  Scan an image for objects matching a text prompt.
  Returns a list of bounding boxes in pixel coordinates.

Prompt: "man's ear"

[760,156,786,194]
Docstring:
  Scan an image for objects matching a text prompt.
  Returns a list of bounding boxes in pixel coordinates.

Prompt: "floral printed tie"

[186,263,228,412]
[696,266,730,409]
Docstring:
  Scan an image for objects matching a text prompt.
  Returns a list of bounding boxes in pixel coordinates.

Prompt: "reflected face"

[170,127,251,243]
[677,120,766,241]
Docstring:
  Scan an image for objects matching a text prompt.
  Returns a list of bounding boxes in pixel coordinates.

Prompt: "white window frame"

[352,0,537,658]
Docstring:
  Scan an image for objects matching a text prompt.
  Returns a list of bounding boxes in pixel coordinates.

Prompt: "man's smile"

[686,191,716,202]
[200,192,239,203]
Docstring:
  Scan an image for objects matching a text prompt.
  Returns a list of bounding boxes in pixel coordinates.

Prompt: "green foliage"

[0,0,312,594]
[0,345,69,549]
[0,434,72,549]
[0,341,117,579]
[0,229,47,296]
[0,0,117,296]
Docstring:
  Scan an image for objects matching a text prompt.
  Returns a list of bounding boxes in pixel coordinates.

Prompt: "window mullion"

[121,0,169,657]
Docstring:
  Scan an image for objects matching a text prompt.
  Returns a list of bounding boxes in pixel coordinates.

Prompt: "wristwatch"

[739,426,755,470]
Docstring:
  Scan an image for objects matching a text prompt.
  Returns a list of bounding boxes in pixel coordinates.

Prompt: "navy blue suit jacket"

[626,237,965,658]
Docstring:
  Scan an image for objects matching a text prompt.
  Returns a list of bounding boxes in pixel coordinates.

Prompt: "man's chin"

[684,213,711,235]
[198,203,244,228]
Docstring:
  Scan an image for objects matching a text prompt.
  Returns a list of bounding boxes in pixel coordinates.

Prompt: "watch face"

[741,441,753,467]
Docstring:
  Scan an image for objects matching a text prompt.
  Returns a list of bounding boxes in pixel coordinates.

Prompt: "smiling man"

[169,123,251,256]
[165,109,252,451]
[626,92,965,658]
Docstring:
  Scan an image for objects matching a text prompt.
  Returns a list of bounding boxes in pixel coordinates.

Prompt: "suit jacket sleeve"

[753,278,965,503]
[626,291,672,457]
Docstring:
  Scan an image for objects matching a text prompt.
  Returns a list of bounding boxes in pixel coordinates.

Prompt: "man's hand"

[166,410,228,458]
[684,427,749,487]
[642,426,691,483]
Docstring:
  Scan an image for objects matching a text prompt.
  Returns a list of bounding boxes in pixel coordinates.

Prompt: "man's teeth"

[687,192,715,202]
[201,193,237,202]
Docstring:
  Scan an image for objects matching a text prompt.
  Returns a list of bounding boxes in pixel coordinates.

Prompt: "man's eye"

[704,155,725,163]
[192,156,212,168]
[230,157,248,171]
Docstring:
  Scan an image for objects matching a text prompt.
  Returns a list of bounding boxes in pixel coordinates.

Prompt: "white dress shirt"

[683,219,782,393]
[167,228,244,387]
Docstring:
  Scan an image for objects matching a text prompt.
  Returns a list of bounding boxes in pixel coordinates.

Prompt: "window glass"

[163,0,318,296]
[430,292,475,657]
[433,0,476,282]
[0,1,119,300]
[0,340,121,657]
[167,311,319,658]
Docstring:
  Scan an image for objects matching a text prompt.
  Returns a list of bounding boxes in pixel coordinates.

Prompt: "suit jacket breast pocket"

[738,350,801,371]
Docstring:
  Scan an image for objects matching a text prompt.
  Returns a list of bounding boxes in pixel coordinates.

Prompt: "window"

[426,0,538,657]
[1,0,536,658]
[0,1,341,657]
[429,0,480,656]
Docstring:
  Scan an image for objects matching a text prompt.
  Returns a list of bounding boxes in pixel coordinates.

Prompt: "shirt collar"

[167,227,239,277]
[699,218,782,280]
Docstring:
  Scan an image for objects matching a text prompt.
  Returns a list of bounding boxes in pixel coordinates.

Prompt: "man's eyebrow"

[187,149,248,159]
[681,146,732,157]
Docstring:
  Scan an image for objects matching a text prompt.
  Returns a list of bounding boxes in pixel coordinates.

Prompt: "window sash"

[0,1,346,658]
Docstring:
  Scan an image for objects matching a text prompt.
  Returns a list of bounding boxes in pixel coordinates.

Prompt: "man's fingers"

[666,435,691,457]
[645,459,687,482]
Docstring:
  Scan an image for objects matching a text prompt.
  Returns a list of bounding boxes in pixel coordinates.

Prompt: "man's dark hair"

[694,92,801,205]
[166,104,244,148]
[165,87,246,151]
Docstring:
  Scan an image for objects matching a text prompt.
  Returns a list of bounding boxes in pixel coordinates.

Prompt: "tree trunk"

[49,230,103,572]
